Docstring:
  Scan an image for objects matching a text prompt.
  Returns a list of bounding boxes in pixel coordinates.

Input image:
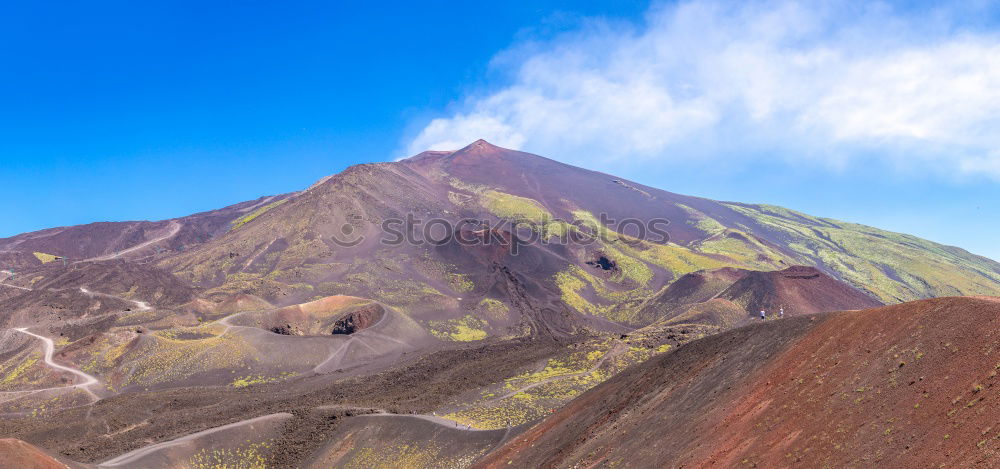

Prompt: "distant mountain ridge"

[2,140,998,337]
[2,140,999,467]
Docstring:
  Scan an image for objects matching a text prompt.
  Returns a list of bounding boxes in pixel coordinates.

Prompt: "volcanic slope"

[0,194,294,270]
[404,141,1000,304]
[0,438,91,469]
[303,413,518,468]
[3,140,998,338]
[715,265,883,316]
[632,266,750,325]
[159,140,1000,333]
[475,296,1000,468]
[0,262,196,329]
[637,265,883,328]
[0,140,998,466]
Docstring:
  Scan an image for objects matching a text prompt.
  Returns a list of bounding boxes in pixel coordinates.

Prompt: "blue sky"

[2,1,999,261]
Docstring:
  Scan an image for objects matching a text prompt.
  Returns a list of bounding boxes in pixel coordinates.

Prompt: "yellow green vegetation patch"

[417,257,475,293]
[725,203,1000,302]
[554,267,615,319]
[319,262,451,310]
[190,441,270,469]
[345,442,488,469]
[32,252,59,263]
[441,336,679,429]
[481,190,569,238]
[692,229,792,270]
[427,315,488,341]
[571,209,734,280]
[231,372,297,388]
[554,263,657,323]
[116,329,255,386]
[477,298,510,321]
[0,354,40,389]
[444,345,617,429]
[79,333,134,376]
[230,199,287,231]
[482,190,551,221]
[561,209,794,322]
[677,203,727,235]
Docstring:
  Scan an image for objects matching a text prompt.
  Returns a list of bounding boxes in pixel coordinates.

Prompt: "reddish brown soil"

[635,267,748,323]
[331,304,383,334]
[638,265,881,328]
[475,297,1000,468]
[718,265,882,317]
[0,439,89,469]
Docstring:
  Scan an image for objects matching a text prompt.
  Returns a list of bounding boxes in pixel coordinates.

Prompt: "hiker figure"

[760,309,766,321]
[779,307,784,318]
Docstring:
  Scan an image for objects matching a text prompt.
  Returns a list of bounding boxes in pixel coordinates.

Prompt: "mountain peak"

[399,140,505,165]
[456,138,507,154]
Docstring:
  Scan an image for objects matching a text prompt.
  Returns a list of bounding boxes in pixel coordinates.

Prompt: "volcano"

[0,140,997,467]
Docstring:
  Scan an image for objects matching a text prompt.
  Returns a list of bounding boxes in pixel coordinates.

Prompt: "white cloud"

[405,0,1000,179]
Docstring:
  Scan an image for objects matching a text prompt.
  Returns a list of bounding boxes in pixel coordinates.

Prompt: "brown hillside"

[476,297,1000,468]
[0,439,91,469]
[637,265,881,327]
[0,194,291,266]
[660,297,748,329]
[0,140,997,467]
[634,267,748,323]
[718,265,882,317]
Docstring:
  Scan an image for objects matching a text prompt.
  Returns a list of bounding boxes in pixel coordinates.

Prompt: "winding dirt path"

[0,270,31,291]
[0,275,152,315]
[0,281,31,291]
[14,328,100,400]
[359,412,504,432]
[99,412,293,467]
[79,287,151,312]
[217,311,249,330]
[82,220,181,262]
[313,406,511,432]
[97,409,500,468]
